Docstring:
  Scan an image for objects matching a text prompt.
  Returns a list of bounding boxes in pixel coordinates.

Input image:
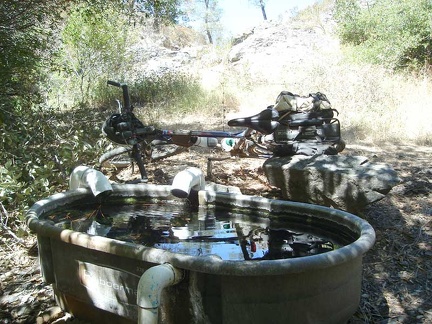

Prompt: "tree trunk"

[260,0,267,20]
[204,0,213,44]
[206,29,213,44]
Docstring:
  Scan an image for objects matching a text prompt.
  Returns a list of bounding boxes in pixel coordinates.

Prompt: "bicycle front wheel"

[149,144,187,161]
[99,146,133,168]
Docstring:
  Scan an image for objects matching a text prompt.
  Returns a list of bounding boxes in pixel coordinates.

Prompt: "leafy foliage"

[0,104,109,215]
[0,0,125,217]
[0,0,65,124]
[134,0,182,26]
[335,0,432,71]
[56,2,133,107]
[0,0,198,220]
[0,0,67,217]
[52,1,185,108]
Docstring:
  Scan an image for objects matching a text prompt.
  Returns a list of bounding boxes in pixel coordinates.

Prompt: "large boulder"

[264,155,400,214]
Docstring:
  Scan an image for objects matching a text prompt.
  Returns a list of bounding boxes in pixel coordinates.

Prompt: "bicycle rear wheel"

[99,143,187,169]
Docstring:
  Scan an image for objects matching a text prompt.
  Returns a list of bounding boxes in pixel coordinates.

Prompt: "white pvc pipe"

[137,263,184,324]
[69,165,113,198]
[171,167,205,198]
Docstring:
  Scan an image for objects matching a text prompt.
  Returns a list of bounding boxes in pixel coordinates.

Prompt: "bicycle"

[99,81,345,182]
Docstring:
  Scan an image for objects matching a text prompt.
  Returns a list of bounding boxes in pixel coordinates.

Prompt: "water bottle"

[193,137,218,148]
[221,138,238,151]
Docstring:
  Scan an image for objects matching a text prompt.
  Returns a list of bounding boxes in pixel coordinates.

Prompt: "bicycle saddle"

[228,108,280,135]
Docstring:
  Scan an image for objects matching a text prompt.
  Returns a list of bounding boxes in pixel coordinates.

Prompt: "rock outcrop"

[264,155,400,214]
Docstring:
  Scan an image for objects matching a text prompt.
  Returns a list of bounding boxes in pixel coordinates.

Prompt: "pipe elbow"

[137,263,183,309]
[69,166,112,198]
[171,167,205,198]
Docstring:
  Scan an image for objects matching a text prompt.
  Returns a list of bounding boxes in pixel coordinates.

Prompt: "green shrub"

[0,0,64,128]
[335,0,432,71]
[0,106,109,217]
[54,3,133,108]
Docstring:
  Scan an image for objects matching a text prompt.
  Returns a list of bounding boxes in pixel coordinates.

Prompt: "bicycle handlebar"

[107,80,131,112]
[107,80,121,87]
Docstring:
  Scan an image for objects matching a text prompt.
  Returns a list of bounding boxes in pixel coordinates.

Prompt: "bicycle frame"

[103,80,344,181]
[103,81,253,182]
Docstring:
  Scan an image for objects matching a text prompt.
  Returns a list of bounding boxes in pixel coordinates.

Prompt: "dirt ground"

[0,142,431,323]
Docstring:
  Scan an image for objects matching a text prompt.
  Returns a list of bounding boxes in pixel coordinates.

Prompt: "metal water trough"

[26,184,375,324]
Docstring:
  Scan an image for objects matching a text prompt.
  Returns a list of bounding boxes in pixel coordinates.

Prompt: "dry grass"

[180,23,432,146]
[196,59,432,146]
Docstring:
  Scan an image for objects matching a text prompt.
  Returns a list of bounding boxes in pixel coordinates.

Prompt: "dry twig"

[0,202,25,245]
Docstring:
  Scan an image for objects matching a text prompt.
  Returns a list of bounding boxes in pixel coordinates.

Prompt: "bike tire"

[99,146,133,168]
[150,144,188,161]
[334,139,346,153]
[99,143,187,169]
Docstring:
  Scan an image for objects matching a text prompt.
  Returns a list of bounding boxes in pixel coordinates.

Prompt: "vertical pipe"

[137,263,183,324]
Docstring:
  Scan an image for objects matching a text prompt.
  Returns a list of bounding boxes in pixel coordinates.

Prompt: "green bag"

[273,91,332,112]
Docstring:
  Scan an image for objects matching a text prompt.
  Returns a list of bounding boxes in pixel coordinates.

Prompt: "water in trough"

[48,199,354,261]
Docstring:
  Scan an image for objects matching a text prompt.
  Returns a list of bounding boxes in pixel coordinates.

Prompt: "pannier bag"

[268,91,344,156]
[273,91,332,113]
